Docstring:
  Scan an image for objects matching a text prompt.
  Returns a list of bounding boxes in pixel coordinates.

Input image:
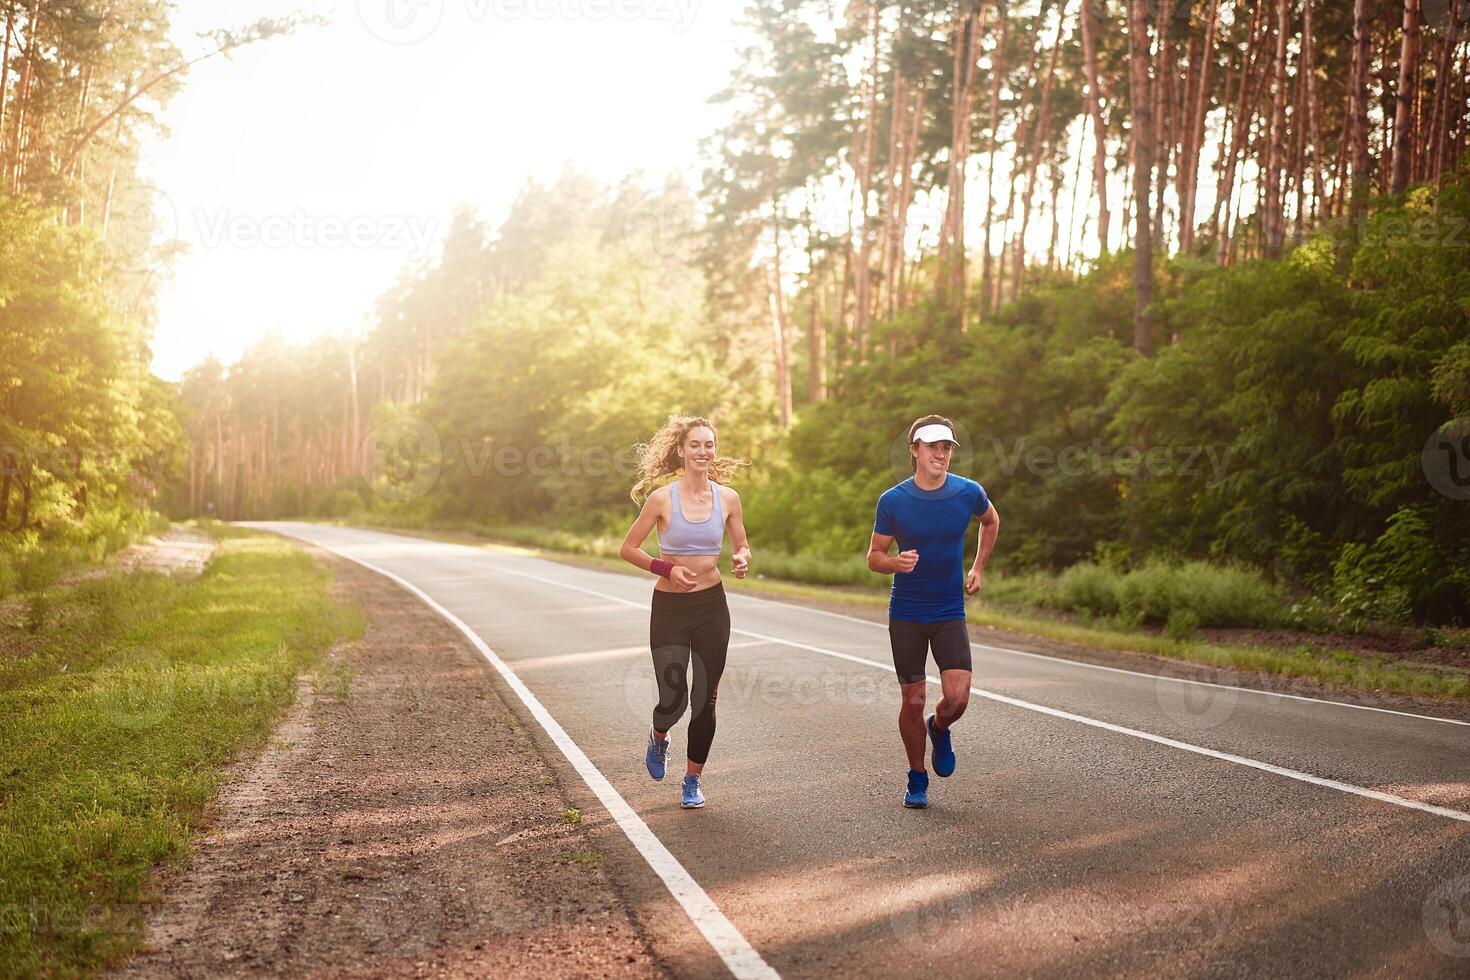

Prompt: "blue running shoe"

[903,769,929,809]
[681,773,706,809]
[645,727,669,781]
[928,714,956,777]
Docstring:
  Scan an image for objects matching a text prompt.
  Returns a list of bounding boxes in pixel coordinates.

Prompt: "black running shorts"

[887,618,972,684]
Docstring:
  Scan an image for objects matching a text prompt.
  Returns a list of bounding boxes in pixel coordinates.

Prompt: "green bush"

[1171,560,1284,628]
[1055,558,1282,628]
[1329,508,1467,626]
[1054,562,1122,616]
[1117,560,1190,624]
[1164,607,1201,641]
[312,487,368,519]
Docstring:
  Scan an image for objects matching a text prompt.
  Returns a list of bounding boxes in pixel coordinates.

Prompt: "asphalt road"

[252,522,1470,979]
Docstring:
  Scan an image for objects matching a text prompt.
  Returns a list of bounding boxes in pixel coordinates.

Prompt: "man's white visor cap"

[912,423,959,446]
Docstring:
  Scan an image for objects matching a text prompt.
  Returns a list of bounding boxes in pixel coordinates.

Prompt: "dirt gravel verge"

[110,543,663,979]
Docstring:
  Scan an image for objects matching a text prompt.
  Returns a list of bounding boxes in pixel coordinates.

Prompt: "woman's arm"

[619,489,666,573]
[724,486,751,578]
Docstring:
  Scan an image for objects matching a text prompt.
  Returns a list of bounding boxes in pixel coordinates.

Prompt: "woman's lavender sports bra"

[659,481,724,556]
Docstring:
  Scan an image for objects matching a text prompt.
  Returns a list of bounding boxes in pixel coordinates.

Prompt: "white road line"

[720,589,1470,729]
[263,526,780,980]
[422,549,1470,826]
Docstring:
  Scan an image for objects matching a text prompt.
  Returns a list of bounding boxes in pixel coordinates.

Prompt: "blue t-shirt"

[874,474,991,622]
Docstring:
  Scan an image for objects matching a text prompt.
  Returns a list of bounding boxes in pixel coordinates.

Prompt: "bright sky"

[143,0,745,380]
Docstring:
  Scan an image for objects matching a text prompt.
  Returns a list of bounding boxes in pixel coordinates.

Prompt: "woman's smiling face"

[681,426,716,472]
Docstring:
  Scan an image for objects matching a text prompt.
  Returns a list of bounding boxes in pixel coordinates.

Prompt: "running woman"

[867,415,999,809]
[619,416,751,809]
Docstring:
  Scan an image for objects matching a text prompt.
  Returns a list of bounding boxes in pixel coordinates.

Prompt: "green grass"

[328,516,1470,707]
[0,532,363,977]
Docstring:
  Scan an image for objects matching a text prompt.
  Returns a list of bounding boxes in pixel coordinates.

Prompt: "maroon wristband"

[650,558,674,579]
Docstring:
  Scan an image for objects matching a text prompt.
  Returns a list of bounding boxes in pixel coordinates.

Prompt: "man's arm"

[965,503,1000,595]
[868,532,918,575]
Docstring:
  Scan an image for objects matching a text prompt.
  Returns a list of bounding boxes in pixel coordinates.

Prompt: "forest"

[3,0,1468,629]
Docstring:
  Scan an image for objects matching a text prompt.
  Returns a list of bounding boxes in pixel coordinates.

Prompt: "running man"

[619,415,751,809]
[867,415,999,809]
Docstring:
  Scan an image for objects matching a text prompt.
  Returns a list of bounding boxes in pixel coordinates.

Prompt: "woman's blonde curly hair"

[630,414,748,504]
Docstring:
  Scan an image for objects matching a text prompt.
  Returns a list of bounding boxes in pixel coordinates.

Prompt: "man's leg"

[933,669,971,729]
[898,680,928,771]
[888,619,931,771]
[930,619,973,730]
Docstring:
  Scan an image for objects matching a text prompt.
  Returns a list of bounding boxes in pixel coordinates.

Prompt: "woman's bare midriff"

[652,554,722,593]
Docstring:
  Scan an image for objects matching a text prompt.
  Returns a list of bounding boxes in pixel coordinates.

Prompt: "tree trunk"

[766,249,793,430]
[809,272,827,401]
[1349,0,1374,219]
[0,3,15,151]
[804,194,827,402]
[1431,14,1466,184]
[1079,0,1112,255]
[1391,0,1423,193]
[1178,0,1220,253]
[980,7,1008,315]
[1151,0,1174,251]
[1262,0,1292,259]
[1017,0,1068,297]
[937,1,983,328]
[7,0,41,193]
[880,72,904,323]
[1213,0,1266,256]
[1065,118,1088,269]
[1291,49,1308,241]
[1128,0,1155,356]
[891,84,924,317]
[1302,0,1325,220]
[853,0,882,353]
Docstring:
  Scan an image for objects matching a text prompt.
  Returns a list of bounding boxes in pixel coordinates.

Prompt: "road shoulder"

[112,543,662,979]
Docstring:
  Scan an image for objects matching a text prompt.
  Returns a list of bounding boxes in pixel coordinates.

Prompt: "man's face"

[912,439,954,480]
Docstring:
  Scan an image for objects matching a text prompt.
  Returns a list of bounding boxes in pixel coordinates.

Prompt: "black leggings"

[649,583,730,765]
